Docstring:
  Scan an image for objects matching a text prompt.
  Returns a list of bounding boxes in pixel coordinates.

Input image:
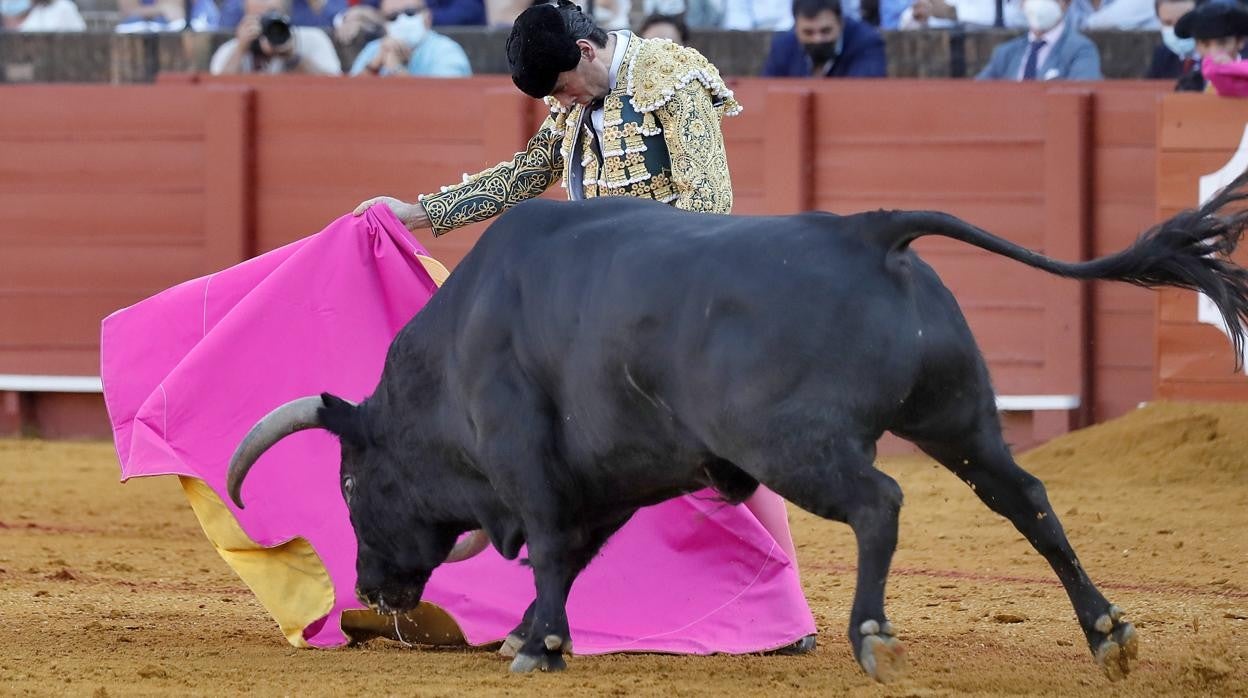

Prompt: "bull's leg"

[498,601,535,658]
[509,515,631,673]
[508,543,577,673]
[757,437,908,683]
[917,432,1138,680]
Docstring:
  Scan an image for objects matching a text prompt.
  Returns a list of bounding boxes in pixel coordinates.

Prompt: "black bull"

[227,175,1248,683]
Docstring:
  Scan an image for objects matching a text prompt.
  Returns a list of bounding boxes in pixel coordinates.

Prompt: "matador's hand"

[352,196,431,231]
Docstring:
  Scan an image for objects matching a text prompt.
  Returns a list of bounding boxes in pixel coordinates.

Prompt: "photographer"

[210,0,342,75]
[348,0,471,77]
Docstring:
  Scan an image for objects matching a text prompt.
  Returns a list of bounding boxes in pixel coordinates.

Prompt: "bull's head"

[226,393,489,615]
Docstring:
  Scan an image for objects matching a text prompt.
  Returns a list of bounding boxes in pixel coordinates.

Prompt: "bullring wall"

[1155,96,1248,402]
[0,77,1211,449]
[0,29,1164,84]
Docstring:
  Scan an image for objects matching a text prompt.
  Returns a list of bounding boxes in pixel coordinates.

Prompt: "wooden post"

[485,87,534,162]
[1036,89,1093,442]
[763,88,812,215]
[203,85,255,272]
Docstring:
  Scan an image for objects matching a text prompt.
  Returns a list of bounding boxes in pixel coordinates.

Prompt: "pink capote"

[102,205,815,652]
[1204,58,1248,97]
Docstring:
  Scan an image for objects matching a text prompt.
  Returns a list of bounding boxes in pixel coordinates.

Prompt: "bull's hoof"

[1092,607,1138,682]
[509,650,566,673]
[857,620,907,683]
[767,633,817,656]
[498,633,524,658]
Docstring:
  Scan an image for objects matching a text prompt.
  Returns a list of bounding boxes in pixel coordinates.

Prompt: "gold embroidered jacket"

[418,35,742,236]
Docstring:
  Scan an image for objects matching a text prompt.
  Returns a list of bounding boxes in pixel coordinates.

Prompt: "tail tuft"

[1103,169,1248,368]
[880,168,1248,371]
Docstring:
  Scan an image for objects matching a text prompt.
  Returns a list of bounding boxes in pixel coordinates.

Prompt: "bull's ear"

[318,392,366,448]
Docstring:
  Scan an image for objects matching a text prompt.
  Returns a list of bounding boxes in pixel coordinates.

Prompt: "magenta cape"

[101,206,815,652]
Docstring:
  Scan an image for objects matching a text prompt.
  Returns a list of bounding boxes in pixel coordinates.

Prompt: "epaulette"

[625,38,742,116]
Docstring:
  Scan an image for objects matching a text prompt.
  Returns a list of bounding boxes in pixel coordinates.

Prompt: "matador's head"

[507,0,614,108]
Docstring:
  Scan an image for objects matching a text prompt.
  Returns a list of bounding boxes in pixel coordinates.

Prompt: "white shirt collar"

[606,30,631,92]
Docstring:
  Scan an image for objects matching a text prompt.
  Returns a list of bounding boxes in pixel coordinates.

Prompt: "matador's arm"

[656,83,734,215]
[418,115,565,236]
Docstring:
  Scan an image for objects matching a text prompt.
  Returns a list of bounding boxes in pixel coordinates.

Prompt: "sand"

[1,401,1245,696]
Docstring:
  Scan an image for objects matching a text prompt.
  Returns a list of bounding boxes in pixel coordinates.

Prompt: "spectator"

[220,0,348,29]
[350,0,471,76]
[762,0,886,77]
[1145,0,1196,78]
[639,11,689,41]
[724,0,794,29]
[589,0,631,28]
[115,0,220,31]
[644,0,726,27]
[334,3,386,47]
[899,0,1028,29]
[424,0,486,24]
[1175,0,1248,93]
[486,0,533,25]
[976,0,1102,79]
[1073,0,1160,29]
[877,0,919,27]
[1,0,85,31]
[210,0,343,74]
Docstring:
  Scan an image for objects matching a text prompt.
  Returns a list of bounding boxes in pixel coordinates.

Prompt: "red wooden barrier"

[0,78,1176,443]
[1156,95,1248,401]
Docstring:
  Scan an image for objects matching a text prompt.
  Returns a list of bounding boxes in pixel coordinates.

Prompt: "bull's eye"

[343,475,355,503]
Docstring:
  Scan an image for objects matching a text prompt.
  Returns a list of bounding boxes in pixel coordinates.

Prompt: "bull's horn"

[444,530,490,563]
[227,396,329,509]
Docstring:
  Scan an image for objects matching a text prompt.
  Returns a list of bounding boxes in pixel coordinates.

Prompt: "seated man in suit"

[1146,0,1197,79]
[762,0,887,78]
[976,0,1102,80]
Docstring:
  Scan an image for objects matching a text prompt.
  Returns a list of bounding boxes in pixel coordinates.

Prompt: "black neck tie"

[1022,39,1046,80]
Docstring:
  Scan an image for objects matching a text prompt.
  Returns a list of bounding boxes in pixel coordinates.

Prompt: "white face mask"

[0,0,32,16]
[1022,0,1063,33]
[1161,25,1196,58]
[386,12,427,47]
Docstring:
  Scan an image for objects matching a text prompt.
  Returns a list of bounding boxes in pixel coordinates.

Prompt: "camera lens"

[260,12,292,47]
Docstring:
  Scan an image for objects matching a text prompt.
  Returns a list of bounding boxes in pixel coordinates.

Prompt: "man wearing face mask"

[761,0,886,78]
[350,0,471,77]
[1146,0,1197,78]
[976,0,1102,80]
[209,0,343,74]
[1173,0,1248,95]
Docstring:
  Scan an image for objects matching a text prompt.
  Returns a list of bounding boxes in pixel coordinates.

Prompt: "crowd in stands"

[4,0,1248,93]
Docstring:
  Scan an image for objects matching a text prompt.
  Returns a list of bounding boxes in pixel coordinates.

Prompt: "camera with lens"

[251,11,293,54]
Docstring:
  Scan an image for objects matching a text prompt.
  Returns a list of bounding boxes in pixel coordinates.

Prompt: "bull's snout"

[356,584,423,616]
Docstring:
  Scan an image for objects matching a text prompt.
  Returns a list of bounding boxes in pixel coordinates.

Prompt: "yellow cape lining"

[175,253,467,649]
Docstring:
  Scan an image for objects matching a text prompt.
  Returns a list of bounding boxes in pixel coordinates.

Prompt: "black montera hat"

[1175,1,1248,40]
[507,3,583,99]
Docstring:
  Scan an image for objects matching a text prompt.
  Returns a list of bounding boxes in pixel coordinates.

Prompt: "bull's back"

[489,203,925,440]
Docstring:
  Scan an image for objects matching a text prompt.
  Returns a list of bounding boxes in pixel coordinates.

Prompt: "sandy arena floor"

[1,402,1245,696]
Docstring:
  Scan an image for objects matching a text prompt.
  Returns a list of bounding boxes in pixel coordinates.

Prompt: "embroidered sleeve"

[418,115,565,236]
[656,83,733,214]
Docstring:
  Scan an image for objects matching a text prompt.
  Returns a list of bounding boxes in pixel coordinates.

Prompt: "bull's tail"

[884,168,1248,369]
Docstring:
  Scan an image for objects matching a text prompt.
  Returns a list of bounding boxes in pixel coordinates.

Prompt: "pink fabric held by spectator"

[1203,58,1248,97]
[101,205,816,653]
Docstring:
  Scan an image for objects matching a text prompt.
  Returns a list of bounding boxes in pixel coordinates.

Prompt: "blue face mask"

[0,0,32,16]
[1162,26,1196,58]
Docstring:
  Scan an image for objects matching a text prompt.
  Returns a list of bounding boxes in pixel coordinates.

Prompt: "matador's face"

[549,38,612,109]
